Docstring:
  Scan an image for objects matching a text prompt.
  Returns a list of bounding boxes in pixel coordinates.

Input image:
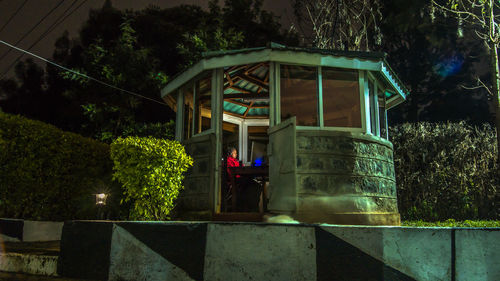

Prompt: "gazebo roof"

[162,43,409,116]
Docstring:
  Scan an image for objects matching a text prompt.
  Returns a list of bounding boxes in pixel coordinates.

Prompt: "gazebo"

[161,43,408,225]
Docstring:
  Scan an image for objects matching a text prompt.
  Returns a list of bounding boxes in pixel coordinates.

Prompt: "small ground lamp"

[95,193,108,205]
[95,193,108,220]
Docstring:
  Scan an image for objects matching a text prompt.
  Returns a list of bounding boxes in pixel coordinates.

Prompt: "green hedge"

[402,219,500,227]
[110,137,193,220]
[0,111,114,220]
[391,122,498,221]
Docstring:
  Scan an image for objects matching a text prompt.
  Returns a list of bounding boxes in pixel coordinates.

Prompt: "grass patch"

[402,219,500,227]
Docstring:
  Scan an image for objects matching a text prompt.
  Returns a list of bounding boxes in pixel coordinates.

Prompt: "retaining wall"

[0,219,63,242]
[58,221,500,281]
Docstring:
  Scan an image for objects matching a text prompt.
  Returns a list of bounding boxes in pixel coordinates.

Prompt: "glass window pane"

[247,126,268,163]
[280,65,318,126]
[322,68,361,127]
[223,121,239,157]
[194,75,212,134]
[368,80,378,135]
[183,86,193,140]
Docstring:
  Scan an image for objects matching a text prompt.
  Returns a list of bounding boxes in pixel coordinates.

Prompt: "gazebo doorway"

[220,63,270,215]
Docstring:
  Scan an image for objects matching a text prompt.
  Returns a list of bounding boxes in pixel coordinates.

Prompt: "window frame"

[276,62,364,133]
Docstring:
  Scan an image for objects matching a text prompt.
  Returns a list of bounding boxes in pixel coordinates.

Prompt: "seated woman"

[225,147,262,212]
[226,147,240,177]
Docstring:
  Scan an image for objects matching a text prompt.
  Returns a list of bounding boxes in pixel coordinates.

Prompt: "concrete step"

[0,241,60,277]
[0,253,58,276]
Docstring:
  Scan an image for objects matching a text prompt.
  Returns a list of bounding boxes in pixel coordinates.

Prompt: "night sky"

[0,0,292,78]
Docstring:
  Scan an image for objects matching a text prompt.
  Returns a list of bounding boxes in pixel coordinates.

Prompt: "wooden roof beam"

[223,93,269,99]
[223,110,268,119]
[225,99,268,108]
[234,74,268,89]
[223,85,251,94]
[243,102,254,118]
[244,62,267,75]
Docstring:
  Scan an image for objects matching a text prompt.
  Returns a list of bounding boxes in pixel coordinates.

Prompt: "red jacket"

[227,156,240,178]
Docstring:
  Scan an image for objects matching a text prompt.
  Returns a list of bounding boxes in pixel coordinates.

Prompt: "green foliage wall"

[0,111,113,220]
[110,137,193,220]
[391,122,498,221]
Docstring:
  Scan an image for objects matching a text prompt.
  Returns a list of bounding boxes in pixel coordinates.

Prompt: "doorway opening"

[219,63,270,215]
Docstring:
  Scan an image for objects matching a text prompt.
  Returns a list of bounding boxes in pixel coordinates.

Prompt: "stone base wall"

[178,134,215,214]
[294,131,399,225]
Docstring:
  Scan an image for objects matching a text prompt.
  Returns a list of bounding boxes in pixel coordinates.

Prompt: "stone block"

[297,174,396,197]
[455,228,500,280]
[204,224,316,281]
[297,194,398,214]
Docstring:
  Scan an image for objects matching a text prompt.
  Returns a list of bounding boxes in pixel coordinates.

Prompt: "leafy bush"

[402,219,500,227]
[110,137,193,220]
[391,122,498,221]
[0,111,114,220]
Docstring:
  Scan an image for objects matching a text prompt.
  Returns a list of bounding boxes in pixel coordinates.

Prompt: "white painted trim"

[243,119,269,163]
[213,68,224,213]
[245,119,270,126]
[175,89,184,142]
[380,62,407,99]
[240,123,246,162]
[275,63,281,124]
[223,114,244,124]
[383,109,389,140]
[386,95,403,110]
[271,52,381,70]
[211,69,219,130]
[222,114,270,163]
[204,49,271,71]
[296,126,363,133]
[317,66,324,128]
[360,71,370,134]
[269,62,276,127]
[373,82,381,137]
[191,83,196,137]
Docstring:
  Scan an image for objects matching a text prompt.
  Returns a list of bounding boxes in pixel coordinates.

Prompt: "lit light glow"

[95,193,108,205]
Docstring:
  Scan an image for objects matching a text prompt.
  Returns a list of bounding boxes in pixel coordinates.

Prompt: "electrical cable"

[0,0,65,63]
[0,0,28,34]
[45,0,88,36]
[0,0,85,78]
[37,0,79,42]
[0,39,168,107]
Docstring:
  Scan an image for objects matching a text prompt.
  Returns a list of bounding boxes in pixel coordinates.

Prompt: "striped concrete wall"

[58,221,500,281]
[0,219,63,242]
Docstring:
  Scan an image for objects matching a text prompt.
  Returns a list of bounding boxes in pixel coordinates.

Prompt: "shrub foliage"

[391,122,498,221]
[0,111,113,220]
[402,219,500,227]
[110,137,193,220]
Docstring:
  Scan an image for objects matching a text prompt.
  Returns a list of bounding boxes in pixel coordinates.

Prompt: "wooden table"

[228,166,268,212]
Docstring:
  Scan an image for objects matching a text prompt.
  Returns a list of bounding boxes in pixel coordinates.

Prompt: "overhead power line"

[44,0,88,37]
[0,0,28,34]
[1,0,87,78]
[0,0,65,63]
[0,39,168,107]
